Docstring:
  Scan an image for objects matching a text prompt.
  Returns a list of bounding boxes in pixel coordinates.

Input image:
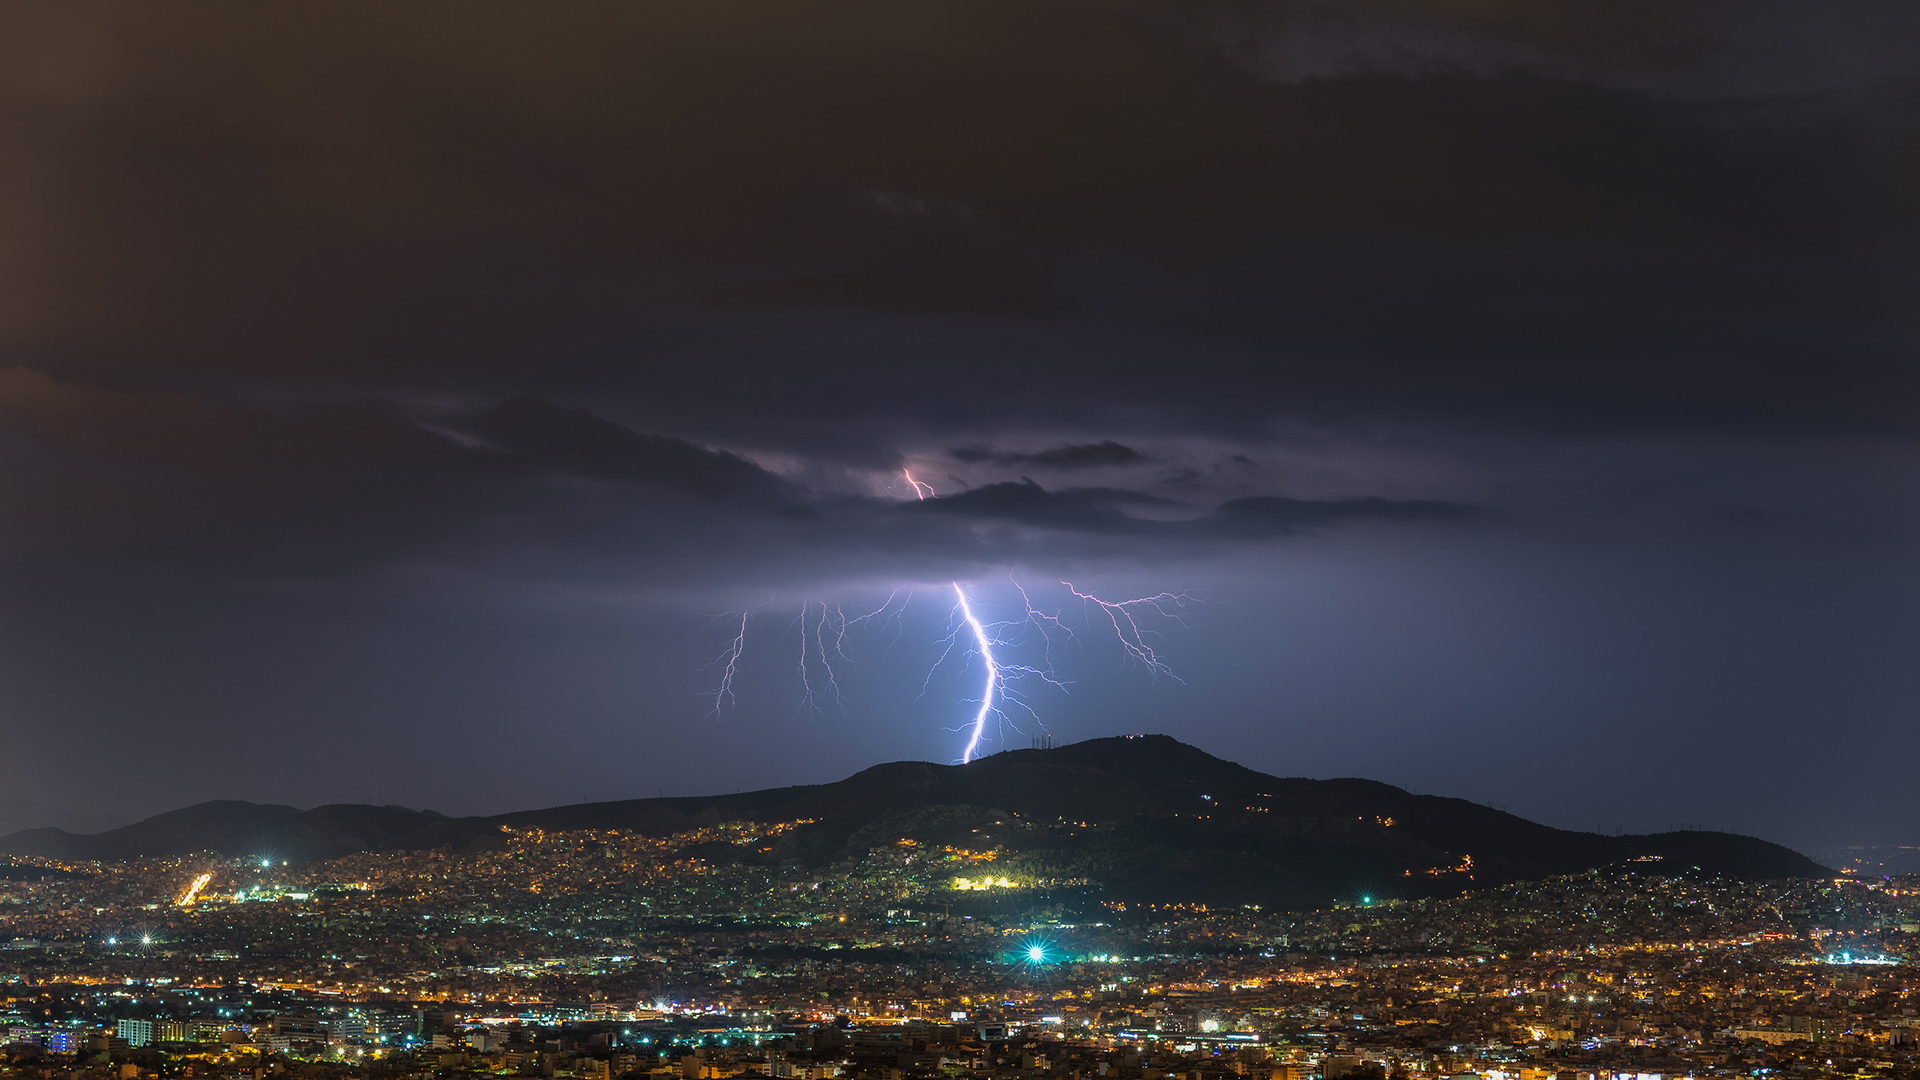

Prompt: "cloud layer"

[0,0,1914,451]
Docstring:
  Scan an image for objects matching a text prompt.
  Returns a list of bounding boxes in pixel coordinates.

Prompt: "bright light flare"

[1018,938,1056,967]
[952,875,1016,891]
[177,872,213,908]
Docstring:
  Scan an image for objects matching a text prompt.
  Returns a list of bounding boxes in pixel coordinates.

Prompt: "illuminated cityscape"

[6,795,1920,1080]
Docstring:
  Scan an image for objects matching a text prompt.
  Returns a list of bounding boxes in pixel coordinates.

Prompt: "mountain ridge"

[0,735,1828,908]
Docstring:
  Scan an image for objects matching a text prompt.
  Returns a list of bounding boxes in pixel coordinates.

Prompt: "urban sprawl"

[4,822,1917,1080]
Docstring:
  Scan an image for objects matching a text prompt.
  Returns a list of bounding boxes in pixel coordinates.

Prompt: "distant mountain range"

[0,735,1828,908]
[1814,843,1920,877]
[0,797,126,840]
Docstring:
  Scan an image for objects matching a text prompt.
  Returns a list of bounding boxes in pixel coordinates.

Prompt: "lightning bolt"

[917,579,1054,764]
[951,584,997,763]
[698,470,1193,763]
[705,592,909,719]
[702,605,759,718]
[789,598,860,717]
[1062,582,1190,683]
[907,470,1071,762]
[906,466,1013,760]
[904,470,1009,763]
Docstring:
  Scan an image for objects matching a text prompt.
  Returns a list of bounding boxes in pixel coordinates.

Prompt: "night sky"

[2,2,1917,856]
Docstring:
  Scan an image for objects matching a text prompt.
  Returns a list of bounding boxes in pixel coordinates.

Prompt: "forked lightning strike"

[903,470,1005,761]
[705,607,755,718]
[697,471,1195,762]
[949,584,998,763]
[1063,583,1191,681]
[704,594,904,719]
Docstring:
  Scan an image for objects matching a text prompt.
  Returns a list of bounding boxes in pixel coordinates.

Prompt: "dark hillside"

[0,802,441,863]
[0,735,1826,907]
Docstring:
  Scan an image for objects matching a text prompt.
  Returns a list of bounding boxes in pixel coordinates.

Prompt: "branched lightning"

[951,584,997,764]
[706,592,909,719]
[700,602,765,718]
[695,470,1196,762]
[904,469,1022,763]
[1010,577,1075,674]
[1062,582,1192,682]
[834,591,909,660]
[917,579,1054,764]
[788,599,855,717]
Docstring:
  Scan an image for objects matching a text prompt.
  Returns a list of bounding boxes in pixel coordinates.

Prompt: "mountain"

[0,736,1827,908]
[0,802,443,864]
[0,797,125,839]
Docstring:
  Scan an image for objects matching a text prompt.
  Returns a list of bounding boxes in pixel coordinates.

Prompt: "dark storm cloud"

[0,369,1465,589]
[902,478,1471,538]
[689,189,1061,316]
[0,368,792,576]
[0,0,1909,583]
[1208,495,1478,533]
[0,0,1912,450]
[902,479,1179,535]
[454,398,792,502]
[951,441,1150,470]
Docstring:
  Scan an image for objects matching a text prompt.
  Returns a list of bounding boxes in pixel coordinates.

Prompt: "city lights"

[3,821,1914,1080]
